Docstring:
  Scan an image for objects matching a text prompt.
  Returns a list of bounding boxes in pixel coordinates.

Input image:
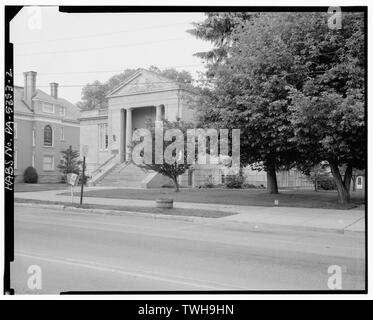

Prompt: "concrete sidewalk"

[15,188,365,234]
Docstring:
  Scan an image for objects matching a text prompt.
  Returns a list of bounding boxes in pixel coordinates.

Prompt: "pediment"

[107,69,180,97]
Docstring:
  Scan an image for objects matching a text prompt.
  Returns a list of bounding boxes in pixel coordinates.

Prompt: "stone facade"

[80,68,314,189]
[79,108,111,174]
[80,68,197,178]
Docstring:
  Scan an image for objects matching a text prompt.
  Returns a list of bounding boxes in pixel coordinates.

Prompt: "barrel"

[156,198,174,209]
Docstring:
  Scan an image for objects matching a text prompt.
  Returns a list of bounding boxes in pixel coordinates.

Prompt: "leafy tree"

[77,69,137,110]
[286,12,366,204]
[191,12,366,202]
[131,120,195,192]
[187,12,256,63]
[77,67,194,110]
[148,66,193,84]
[192,13,302,194]
[57,146,82,181]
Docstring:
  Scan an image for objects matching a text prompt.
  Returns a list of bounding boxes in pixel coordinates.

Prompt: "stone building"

[80,68,314,189]
[80,68,197,187]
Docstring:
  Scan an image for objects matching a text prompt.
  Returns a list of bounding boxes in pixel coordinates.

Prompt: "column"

[120,109,125,162]
[125,108,133,161]
[156,105,163,122]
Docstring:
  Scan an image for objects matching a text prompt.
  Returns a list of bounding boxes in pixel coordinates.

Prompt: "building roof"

[14,86,33,115]
[106,68,198,98]
[14,86,79,121]
[33,89,80,120]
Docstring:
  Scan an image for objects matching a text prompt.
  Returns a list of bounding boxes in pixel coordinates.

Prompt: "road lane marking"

[15,251,245,290]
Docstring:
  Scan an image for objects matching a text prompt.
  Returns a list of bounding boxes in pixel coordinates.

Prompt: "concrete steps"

[98,163,149,188]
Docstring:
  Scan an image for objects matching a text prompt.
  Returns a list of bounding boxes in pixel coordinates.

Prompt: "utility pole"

[80,156,85,205]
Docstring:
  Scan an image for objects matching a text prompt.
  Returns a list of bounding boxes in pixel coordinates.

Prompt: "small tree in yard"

[131,120,195,192]
[57,146,82,182]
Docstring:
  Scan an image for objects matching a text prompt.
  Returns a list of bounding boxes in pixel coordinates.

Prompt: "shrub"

[161,183,174,188]
[318,178,336,190]
[78,174,89,185]
[23,166,38,183]
[242,183,260,189]
[203,175,215,188]
[224,175,244,189]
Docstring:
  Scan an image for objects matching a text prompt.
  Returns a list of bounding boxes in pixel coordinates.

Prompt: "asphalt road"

[11,206,365,293]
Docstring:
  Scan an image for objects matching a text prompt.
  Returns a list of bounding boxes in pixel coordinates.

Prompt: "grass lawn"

[14,198,234,218]
[15,183,69,192]
[61,188,365,210]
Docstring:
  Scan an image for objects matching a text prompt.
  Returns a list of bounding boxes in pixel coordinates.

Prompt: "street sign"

[80,156,86,205]
[67,173,79,186]
[66,173,78,204]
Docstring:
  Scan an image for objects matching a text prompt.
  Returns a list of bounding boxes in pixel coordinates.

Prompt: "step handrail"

[90,154,117,176]
[89,154,119,185]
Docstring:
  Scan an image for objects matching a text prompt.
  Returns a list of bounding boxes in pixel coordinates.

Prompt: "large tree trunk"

[343,163,353,194]
[266,162,278,194]
[173,176,180,192]
[329,160,350,205]
[352,176,356,192]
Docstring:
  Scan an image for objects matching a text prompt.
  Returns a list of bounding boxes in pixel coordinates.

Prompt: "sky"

[10,7,213,104]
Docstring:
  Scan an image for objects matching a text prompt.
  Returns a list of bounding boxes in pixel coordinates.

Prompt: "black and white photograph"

[2,3,368,297]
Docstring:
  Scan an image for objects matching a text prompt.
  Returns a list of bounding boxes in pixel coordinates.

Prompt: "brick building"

[14,71,80,183]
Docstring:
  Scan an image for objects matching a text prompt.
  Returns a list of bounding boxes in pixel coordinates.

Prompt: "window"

[44,125,53,146]
[60,127,65,141]
[32,129,36,146]
[58,106,66,117]
[42,102,54,113]
[356,176,363,190]
[14,122,17,139]
[99,123,108,150]
[43,155,54,171]
[14,149,18,170]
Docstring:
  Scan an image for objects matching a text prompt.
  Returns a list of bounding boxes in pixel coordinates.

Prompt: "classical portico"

[120,104,164,162]
[80,68,197,187]
[81,68,316,189]
[106,68,195,163]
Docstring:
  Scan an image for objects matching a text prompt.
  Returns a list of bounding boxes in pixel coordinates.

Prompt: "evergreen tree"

[57,146,82,181]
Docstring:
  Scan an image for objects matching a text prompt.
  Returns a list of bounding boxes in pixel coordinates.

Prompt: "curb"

[14,202,364,235]
[210,219,359,235]
[14,202,204,223]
